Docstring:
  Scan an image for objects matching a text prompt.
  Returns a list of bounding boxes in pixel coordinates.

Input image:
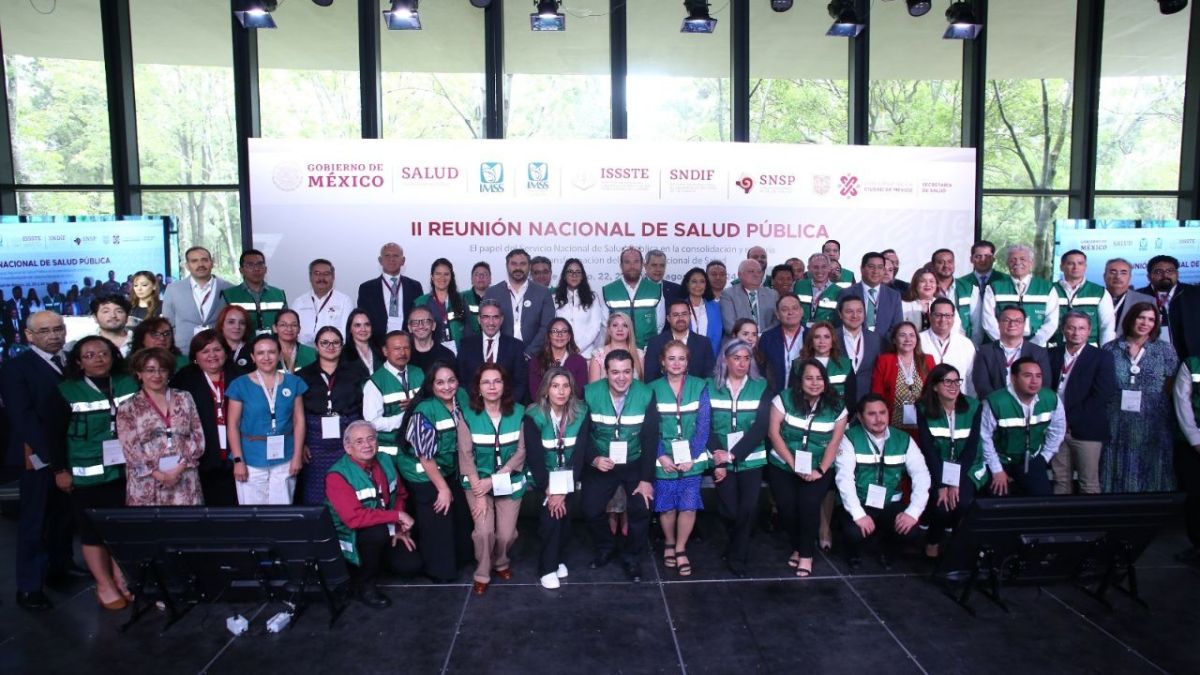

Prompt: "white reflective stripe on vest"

[541,437,577,449]
[1068,297,1101,307]
[783,413,837,432]
[928,427,970,439]
[632,298,659,308]
[355,487,377,500]
[710,399,758,412]
[607,300,633,309]
[590,413,645,425]
[993,294,1052,304]
[113,393,134,406]
[657,401,701,414]
[257,301,286,310]
[996,412,1053,428]
[828,374,847,384]
[70,400,112,413]
[957,297,971,306]
[382,391,414,404]
[818,298,839,309]
[230,302,257,310]
[434,418,457,431]
[854,454,906,465]
[1192,373,1200,383]
[339,540,354,553]
[378,445,398,455]
[471,430,520,445]
[72,464,105,477]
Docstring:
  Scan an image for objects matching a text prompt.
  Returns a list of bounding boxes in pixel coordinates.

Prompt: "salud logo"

[480,162,505,193]
[839,174,859,198]
[527,162,549,190]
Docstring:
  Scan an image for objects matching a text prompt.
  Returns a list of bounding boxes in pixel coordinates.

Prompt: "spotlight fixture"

[234,0,277,29]
[770,1,794,12]
[530,0,565,31]
[1157,0,1188,15]
[469,0,493,7]
[682,0,718,33]
[383,0,422,30]
[943,1,982,40]
[906,0,931,17]
[312,0,334,7]
[826,0,865,37]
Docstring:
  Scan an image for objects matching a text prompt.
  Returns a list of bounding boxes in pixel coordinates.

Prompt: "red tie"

[486,338,495,364]
[1158,293,1168,310]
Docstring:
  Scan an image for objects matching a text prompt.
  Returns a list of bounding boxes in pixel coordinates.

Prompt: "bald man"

[357,243,425,348]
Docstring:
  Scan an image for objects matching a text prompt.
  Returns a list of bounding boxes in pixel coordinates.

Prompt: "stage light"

[906,0,931,17]
[826,0,864,37]
[1158,0,1188,15]
[682,0,718,33]
[312,0,334,7]
[531,0,565,31]
[234,0,277,29]
[943,1,982,40]
[469,0,493,6]
[770,1,794,12]
[383,0,422,30]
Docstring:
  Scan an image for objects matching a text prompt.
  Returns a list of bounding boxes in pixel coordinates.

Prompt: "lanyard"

[84,376,118,433]
[728,378,744,431]
[1061,349,1080,380]
[489,411,504,470]
[1128,343,1147,385]
[312,293,333,331]
[672,376,687,439]
[383,276,401,303]
[1113,293,1127,318]
[552,409,567,468]
[689,302,700,333]
[255,371,280,433]
[509,284,524,325]
[898,356,917,386]
[484,337,497,363]
[1062,282,1079,309]
[611,393,626,439]
[195,281,213,318]
[205,372,225,425]
[144,390,173,450]
[847,332,863,370]
[281,343,296,372]
[801,401,819,455]
[321,369,337,414]
[248,286,266,331]
[931,334,951,362]
[945,409,959,461]
[866,434,885,484]
[1003,343,1021,367]
[428,294,454,341]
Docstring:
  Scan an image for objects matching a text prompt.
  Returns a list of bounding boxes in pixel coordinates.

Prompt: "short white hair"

[343,420,377,446]
[1006,244,1035,262]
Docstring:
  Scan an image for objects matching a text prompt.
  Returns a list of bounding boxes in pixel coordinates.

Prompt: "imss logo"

[480,162,505,193]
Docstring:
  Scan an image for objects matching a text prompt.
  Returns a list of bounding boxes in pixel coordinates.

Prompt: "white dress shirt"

[919,329,977,396]
[292,288,355,346]
[979,385,1067,473]
[362,362,416,433]
[842,328,866,372]
[555,288,606,358]
[506,281,529,342]
[834,427,930,522]
[191,275,217,324]
[1173,360,1200,447]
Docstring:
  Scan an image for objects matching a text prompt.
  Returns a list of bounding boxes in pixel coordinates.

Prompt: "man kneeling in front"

[326,420,422,608]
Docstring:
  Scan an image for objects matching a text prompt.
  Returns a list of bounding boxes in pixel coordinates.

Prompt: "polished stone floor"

[0,506,1196,675]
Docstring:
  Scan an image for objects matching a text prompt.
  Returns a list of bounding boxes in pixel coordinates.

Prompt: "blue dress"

[654,389,711,513]
[1100,339,1178,493]
[226,371,308,469]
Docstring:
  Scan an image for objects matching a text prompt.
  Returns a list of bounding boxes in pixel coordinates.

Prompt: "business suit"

[482,281,556,358]
[357,274,424,348]
[971,341,1052,399]
[719,285,779,336]
[1048,344,1117,494]
[457,332,529,404]
[1111,289,1154,336]
[1136,282,1200,360]
[758,325,804,392]
[890,279,910,295]
[660,279,683,306]
[643,330,716,382]
[0,350,73,594]
[836,283,903,336]
[837,327,882,408]
[161,276,233,351]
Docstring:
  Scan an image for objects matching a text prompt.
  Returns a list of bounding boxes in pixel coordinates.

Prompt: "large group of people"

[3,239,1199,612]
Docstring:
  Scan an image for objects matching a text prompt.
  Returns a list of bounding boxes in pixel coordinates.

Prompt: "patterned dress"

[893,363,924,439]
[115,389,206,506]
[1100,339,1179,493]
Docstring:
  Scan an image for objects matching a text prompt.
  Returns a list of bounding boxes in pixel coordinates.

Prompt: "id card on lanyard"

[794,403,817,475]
[941,410,961,487]
[257,372,286,460]
[609,394,628,464]
[724,381,744,454]
[669,377,691,465]
[206,372,228,450]
[549,411,574,494]
[864,435,887,509]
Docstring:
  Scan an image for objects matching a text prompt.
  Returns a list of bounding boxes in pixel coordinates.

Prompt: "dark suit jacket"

[482,281,556,358]
[971,341,1052,399]
[643,330,716,382]
[356,274,424,348]
[758,325,804,392]
[836,283,903,336]
[836,327,882,408]
[1136,282,1200,360]
[661,280,683,306]
[456,332,529,404]
[0,350,65,466]
[1048,345,1117,443]
[170,362,243,472]
[890,279,910,295]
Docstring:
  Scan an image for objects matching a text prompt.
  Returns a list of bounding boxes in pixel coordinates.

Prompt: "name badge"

[866,483,887,509]
[158,455,180,472]
[609,441,628,464]
[1120,389,1142,413]
[725,431,744,453]
[902,404,917,426]
[102,439,126,467]
[266,435,286,460]
[492,472,514,496]
[217,425,228,449]
[321,415,341,440]
[29,454,48,471]
[941,461,961,487]
[387,523,396,538]
[255,328,273,336]
[670,439,692,465]
[549,469,574,495]
[793,450,813,475]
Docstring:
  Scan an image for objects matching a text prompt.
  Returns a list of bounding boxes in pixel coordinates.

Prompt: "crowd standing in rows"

[3,239,1199,611]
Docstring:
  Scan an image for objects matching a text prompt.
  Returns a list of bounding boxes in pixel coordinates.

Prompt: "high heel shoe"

[96,589,128,611]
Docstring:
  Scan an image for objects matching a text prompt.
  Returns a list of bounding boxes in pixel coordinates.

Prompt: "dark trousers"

[1177,444,1200,548]
[995,456,1053,496]
[17,468,74,592]
[766,466,831,558]
[408,479,474,582]
[353,523,424,587]
[714,467,763,569]
[199,465,238,507]
[841,501,922,557]
[537,492,576,576]
[925,478,978,545]
[581,463,651,563]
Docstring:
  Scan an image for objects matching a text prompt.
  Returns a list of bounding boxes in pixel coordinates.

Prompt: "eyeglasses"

[141,367,169,376]
[80,351,110,361]
[668,312,691,318]
[548,328,571,335]
[30,325,67,335]
[940,379,962,387]
[318,339,343,349]
[931,313,955,319]
[1000,317,1024,325]
[276,323,300,330]
[149,330,173,339]
[408,319,433,327]
[565,269,583,276]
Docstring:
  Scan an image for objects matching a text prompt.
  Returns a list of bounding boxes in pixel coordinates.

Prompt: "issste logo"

[734,175,754,194]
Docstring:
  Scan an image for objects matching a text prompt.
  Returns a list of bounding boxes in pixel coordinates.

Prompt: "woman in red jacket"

[871,321,935,440]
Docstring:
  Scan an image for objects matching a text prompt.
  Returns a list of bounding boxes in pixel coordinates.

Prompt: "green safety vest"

[819,356,853,400]
[944,277,977,339]
[367,365,424,468]
[326,454,398,567]
[985,387,1058,466]
[708,377,768,471]
[1051,280,1107,347]
[284,344,317,373]
[461,290,483,336]
[526,404,588,486]
[399,388,468,485]
[42,293,66,314]
[792,279,840,327]
[649,376,710,479]
[584,379,653,463]
[460,404,527,499]
[924,397,987,488]
[59,375,138,487]
[415,293,466,344]
[769,394,843,472]
[221,283,287,334]
[845,425,911,507]
[601,278,662,349]
[990,276,1057,339]
[958,269,1009,294]
[834,267,856,288]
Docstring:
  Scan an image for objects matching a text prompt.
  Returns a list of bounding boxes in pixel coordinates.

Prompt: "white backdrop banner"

[1055,222,1200,286]
[249,139,976,296]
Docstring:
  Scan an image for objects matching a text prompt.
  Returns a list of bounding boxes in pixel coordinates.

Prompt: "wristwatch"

[232,456,244,464]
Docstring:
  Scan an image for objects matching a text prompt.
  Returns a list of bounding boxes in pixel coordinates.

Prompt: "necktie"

[51,354,65,372]
[867,287,877,329]
[399,368,409,392]
[388,277,399,318]
[748,291,759,328]
[486,338,495,363]
[977,274,987,289]
[1158,293,1168,310]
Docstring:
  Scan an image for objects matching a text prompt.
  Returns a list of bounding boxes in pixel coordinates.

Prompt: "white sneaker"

[540,572,560,590]
[556,564,569,579]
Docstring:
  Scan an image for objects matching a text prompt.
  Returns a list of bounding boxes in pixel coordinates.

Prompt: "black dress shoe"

[16,591,53,612]
[623,561,642,583]
[357,586,392,610]
[590,551,615,570]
